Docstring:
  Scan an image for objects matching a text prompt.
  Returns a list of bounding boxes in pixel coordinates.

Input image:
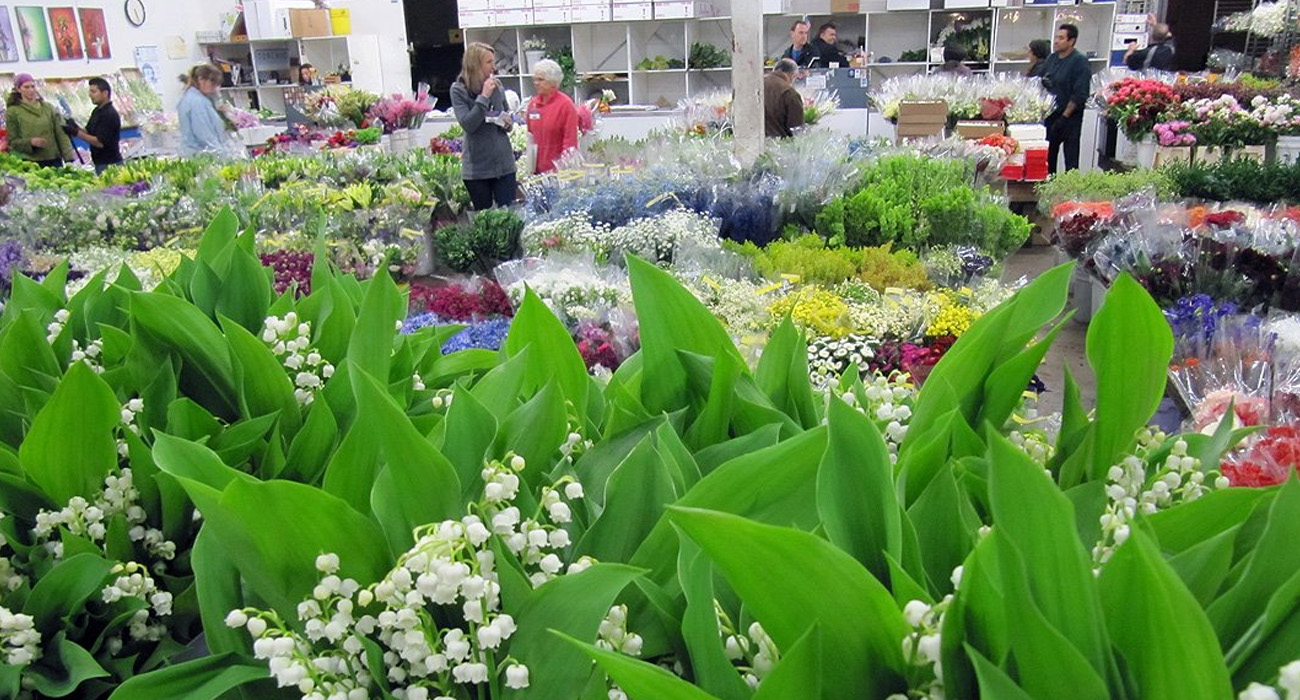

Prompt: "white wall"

[3,0,410,109]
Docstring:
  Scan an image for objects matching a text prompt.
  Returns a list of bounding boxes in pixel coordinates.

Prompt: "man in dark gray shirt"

[1042,23,1092,173]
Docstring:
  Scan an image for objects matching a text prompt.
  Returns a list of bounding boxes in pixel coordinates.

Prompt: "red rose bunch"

[1104,78,1180,140]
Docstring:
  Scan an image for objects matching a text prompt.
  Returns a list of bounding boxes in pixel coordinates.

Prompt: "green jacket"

[5,99,74,162]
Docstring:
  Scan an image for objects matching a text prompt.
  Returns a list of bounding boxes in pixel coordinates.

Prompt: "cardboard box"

[613,2,655,19]
[329,8,351,35]
[897,100,948,121]
[886,0,930,9]
[289,9,332,38]
[493,8,533,24]
[1007,123,1046,141]
[531,6,572,22]
[944,0,987,7]
[830,0,860,11]
[896,124,946,139]
[532,0,567,7]
[955,120,1004,139]
[572,5,613,20]
[491,0,532,8]
[459,0,491,7]
[458,10,495,27]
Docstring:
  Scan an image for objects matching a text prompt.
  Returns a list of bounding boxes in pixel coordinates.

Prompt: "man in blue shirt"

[781,20,814,68]
[1042,23,1092,173]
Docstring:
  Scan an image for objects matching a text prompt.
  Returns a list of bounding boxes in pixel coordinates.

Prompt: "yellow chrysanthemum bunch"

[925,290,976,338]
[767,288,852,338]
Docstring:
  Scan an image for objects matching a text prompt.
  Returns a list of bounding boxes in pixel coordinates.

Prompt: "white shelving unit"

[200,35,389,113]
[462,1,1118,107]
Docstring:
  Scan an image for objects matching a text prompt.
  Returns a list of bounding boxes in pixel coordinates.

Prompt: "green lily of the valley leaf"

[818,396,901,583]
[670,507,908,699]
[106,653,267,700]
[19,362,120,505]
[505,287,589,411]
[557,631,720,700]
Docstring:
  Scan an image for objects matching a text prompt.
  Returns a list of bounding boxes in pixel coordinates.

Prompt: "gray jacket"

[450,80,516,180]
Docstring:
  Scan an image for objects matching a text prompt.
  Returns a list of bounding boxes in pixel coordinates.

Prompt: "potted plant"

[523,37,547,72]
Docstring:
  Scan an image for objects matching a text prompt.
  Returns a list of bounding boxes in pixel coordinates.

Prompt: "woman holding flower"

[451,42,517,210]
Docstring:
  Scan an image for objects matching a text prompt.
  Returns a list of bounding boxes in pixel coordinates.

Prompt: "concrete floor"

[1001,244,1096,416]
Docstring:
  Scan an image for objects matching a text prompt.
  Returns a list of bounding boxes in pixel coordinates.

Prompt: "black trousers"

[36,158,65,169]
[1046,112,1083,173]
[463,174,517,210]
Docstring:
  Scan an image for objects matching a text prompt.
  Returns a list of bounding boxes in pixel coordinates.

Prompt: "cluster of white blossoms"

[232,453,589,699]
[0,606,40,667]
[31,468,176,566]
[261,313,335,406]
[715,602,780,690]
[117,397,145,457]
[892,563,965,700]
[1093,430,1228,567]
[1007,429,1054,466]
[101,561,173,646]
[833,373,916,462]
[807,334,876,389]
[596,605,643,657]
[0,513,25,594]
[1239,659,1300,700]
[45,309,106,374]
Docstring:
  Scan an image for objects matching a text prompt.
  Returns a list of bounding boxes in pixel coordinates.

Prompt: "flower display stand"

[1277,135,1300,165]
[1135,137,1157,169]
[1152,146,1192,168]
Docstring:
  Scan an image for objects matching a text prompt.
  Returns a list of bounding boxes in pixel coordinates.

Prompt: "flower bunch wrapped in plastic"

[1222,1,1296,37]
[1249,93,1300,137]
[1221,425,1300,486]
[799,89,840,126]
[495,255,629,328]
[1181,94,1271,147]
[986,73,1055,123]
[1103,78,1180,140]
[368,92,435,133]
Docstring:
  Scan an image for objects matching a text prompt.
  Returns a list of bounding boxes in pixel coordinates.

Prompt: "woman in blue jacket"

[177,64,229,156]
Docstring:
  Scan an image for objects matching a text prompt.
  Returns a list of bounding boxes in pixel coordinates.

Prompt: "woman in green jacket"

[5,73,74,167]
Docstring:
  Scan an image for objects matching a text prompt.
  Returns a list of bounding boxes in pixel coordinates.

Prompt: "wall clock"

[124,0,146,27]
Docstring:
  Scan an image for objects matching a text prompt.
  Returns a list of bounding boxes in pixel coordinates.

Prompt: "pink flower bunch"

[367,93,435,133]
[1153,120,1196,146]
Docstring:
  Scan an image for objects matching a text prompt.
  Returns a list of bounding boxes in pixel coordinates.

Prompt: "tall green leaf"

[1100,528,1234,698]
[751,626,823,700]
[627,255,745,414]
[755,316,819,429]
[677,542,750,700]
[817,397,901,582]
[346,269,404,383]
[505,288,588,409]
[107,653,266,700]
[503,564,644,699]
[220,315,301,437]
[1085,274,1173,483]
[670,507,908,699]
[578,438,679,567]
[558,632,720,700]
[19,362,120,504]
[23,553,116,636]
[131,291,238,413]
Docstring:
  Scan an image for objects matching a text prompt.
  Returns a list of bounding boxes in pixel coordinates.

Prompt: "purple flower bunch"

[1164,294,1238,346]
[0,239,24,291]
[259,250,314,297]
[101,180,151,197]
[400,311,444,335]
[1154,120,1197,147]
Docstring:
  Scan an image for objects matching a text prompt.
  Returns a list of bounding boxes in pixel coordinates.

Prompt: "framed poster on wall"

[14,6,52,61]
[79,7,110,59]
[47,6,83,60]
[0,7,19,62]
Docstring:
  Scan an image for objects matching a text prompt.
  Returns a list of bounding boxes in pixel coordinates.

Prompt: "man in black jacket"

[1042,24,1092,173]
[781,20,815,68]
[809,23,848,68]
[1124,23,1175,71]
[64,77,122,174]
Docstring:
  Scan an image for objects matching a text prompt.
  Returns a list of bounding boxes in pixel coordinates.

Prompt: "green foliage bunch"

[1035,168,1175,215]
[729,235,933,290]
[1163,157,1300,205]
[814,154,1030,259]
[434,208,523,274]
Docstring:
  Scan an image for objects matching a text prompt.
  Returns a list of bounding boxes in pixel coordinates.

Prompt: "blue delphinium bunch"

[1164,294,1239,346]
[441,318,512,354]
[400,312,445,335]
[0,239,24,292]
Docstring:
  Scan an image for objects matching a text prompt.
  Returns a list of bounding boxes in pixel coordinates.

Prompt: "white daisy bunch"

[685,276,782,341]
[807,334,876,389]
[231,453,589,699]
[0,514,25,594]
[1238,658,1300,700]
[261,312,335,406]
[0,606,40,667]
[848,291,936,341]
[505,268,627,328]
[715,602,780,690]
[520,212,613,260]
[605,209,721,265]
[100,561,173,645]
[1093,430,1229,567]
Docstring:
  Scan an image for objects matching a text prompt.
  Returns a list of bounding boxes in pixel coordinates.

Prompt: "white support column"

[731,0,764,167]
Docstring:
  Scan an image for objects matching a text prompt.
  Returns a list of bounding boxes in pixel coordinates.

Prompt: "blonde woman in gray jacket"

[450,42,516,210]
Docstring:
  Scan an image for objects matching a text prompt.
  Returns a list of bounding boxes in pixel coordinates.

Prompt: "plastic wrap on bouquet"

[493,253,630,329]
[1168,314,1272,432]
[758,130,864,228]
[1266,312,1300,423]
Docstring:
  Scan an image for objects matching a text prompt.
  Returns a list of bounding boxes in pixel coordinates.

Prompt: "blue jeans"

[464,174,517,210]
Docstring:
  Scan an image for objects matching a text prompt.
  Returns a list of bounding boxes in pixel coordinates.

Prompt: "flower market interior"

[4,0,1300,697]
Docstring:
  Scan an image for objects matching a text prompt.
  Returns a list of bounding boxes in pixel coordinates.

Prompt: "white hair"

[531,59,564,87]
